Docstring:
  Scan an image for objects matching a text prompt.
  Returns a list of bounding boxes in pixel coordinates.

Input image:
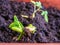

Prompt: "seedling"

[25,24,36,34]
[9,15,24,40]
[31,0,48,22]
[31,0,42,18]
[9,15,36,40]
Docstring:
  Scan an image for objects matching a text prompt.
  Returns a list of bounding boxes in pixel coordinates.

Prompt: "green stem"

[17,33,23,40]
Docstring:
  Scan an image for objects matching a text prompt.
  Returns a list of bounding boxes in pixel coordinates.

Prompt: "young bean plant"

[9,15,36,40]
[31,0,48,23]
[9,15,24,40]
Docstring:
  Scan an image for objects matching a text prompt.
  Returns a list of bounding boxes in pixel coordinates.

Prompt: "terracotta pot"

[11,0,60,10]
[40,0,60,10]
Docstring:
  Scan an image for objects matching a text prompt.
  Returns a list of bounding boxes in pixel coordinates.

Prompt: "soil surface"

[0,0,60,43]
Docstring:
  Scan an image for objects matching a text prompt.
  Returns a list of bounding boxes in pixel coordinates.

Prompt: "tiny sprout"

[25,24,36,34]
[21,15,29,18]
[9,15,24,40]
[31,0,42,18]
[41,11,48,22]
[31,0,48,23]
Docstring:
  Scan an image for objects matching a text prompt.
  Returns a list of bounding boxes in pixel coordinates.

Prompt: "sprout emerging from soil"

[31,0,42,18]
[9,15,24,40]
[31,0,48,22]
[9,15,36,40]
[25,24,36,34]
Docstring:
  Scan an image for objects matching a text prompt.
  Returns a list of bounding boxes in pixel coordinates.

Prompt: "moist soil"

[0,0,60,43]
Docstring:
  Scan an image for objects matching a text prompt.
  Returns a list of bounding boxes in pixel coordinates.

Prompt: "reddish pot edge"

[11,0,60,10]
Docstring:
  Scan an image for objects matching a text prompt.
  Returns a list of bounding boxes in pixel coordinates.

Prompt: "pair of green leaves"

[9,15,24,33]
[34,1,42,9]
[26,24,36,34]
[9,15,24,40]
[9,15,36,40]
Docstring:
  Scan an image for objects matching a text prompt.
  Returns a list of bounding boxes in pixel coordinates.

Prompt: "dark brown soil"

[0,0,60,43]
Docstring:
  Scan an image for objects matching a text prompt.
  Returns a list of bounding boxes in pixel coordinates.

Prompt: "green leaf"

[41,11,45,16]
[14,15,19,22]
[9,15,24,40]
[35,1,42,9]
[19,22,24,29]
[41,11,48,22]
[44,14,48,23]
[26,24,36,34]
[14,15,20,27]
[9,22,15,28]
[11,27,23,33]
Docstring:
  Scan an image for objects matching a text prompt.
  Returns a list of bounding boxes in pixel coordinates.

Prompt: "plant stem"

[17,33,23,40]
